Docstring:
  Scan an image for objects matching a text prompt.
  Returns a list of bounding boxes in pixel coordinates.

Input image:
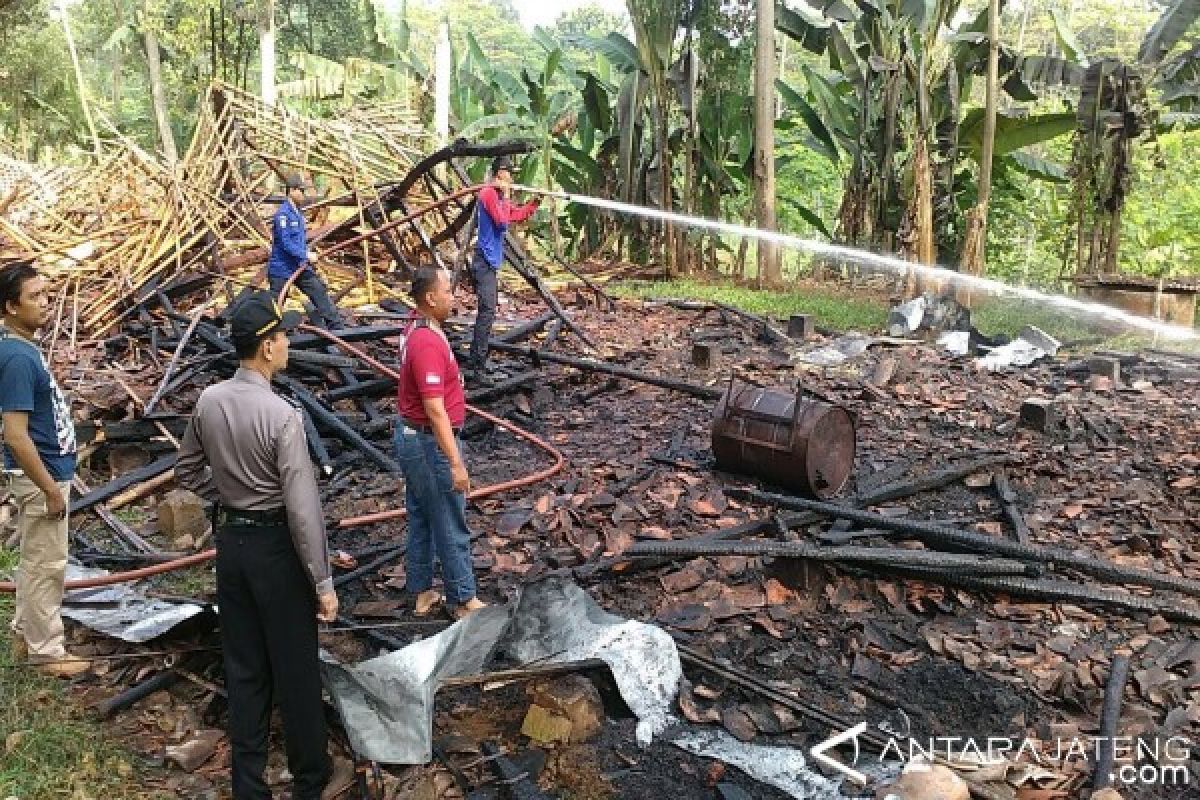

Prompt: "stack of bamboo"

[0,81,436,338]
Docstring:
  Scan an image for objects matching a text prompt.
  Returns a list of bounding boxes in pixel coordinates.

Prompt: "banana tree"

[625,0,686,273]
[775,0,1082,289]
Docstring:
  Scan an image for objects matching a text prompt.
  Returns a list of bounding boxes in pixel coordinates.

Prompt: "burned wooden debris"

[4,86,1198,800]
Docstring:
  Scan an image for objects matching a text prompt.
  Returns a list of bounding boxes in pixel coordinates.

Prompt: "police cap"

[230,291,302,345]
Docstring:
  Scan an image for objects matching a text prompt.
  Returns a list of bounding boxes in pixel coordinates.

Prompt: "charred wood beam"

[287,324,408,350]
[387,138,531,202]
[487,343,722,400]
[992,469,1031,545]
[478,741,553,800]
[430,198,477,246]
[494,311,556,345]
[364,202,413,275]
[278,376,399,473]
[858,454,1015,505]
[625,539,1035,576]
[73,454,177,514]
[299,406,333,477]
[1093,655,1132,789]
[75,418,189,445]
[731,488,1200,599]
[95,667,182,718]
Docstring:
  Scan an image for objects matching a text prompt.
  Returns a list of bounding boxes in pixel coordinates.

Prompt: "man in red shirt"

[468,156,540,382]
[394,267,486,619]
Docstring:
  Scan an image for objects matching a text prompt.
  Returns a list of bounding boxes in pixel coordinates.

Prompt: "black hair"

[411,266,445,306]
[0,260,39,317]
[232,334,264,360]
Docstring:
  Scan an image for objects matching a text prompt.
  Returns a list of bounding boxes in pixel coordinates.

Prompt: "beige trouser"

[8,473,71,661]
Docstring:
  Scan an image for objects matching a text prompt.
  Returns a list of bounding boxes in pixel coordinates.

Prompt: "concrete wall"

[1079,286,1198,327]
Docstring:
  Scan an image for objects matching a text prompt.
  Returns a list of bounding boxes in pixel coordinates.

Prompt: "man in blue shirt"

[268,174,342,329]
[0,261,87,678]
[468,156,540,378]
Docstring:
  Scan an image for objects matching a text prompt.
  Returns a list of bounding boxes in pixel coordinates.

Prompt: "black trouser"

[269,269,341,329]
[216,522,330,800]
[469,252,499,370]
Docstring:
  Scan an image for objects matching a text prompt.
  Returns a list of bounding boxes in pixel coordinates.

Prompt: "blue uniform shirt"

[0,329,77,481]
[267,199,309,280]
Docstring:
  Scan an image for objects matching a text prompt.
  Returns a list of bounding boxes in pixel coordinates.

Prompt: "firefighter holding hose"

[467,156,541,383]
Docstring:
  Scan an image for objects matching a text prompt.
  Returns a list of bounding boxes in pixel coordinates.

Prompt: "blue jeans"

[393,421,477,605]
[269,269,342,329]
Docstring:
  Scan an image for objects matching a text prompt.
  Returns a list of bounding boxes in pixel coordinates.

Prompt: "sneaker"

[37,654,91,679]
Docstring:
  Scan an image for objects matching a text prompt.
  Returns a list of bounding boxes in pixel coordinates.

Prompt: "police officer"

[268,173,342,329]
[177,292,337,800]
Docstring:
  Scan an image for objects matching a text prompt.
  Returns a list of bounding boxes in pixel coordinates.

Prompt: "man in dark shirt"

[177,292,337,800]
[468,156,540,379]
[0,261,86,678]
[268,173,342,329]
[395,267,485,619]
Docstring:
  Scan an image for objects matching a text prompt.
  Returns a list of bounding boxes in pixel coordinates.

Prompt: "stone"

[1090,790,1123,800]
[1088,375,1114,392]
[157,489,208,544]
[876,764,969,800]
[787,314,814,339]
[164,729,224,772]
[692,343,715,369]
[1147,615,1171,635]
[520,675,604,744]
[1019,398,1058,433]
[1088,357,1122,382]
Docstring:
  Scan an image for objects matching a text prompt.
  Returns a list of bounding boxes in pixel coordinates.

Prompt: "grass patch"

[0,548,158,799]
[970,295,1181,350]
[150,564,216,600]
[613,278,890,332]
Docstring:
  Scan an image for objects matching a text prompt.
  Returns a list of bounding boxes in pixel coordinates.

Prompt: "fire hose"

[0,186,564,592]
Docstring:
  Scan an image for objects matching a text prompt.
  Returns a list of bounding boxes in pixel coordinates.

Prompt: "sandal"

[449,597,488,621]
[413,590,444,616]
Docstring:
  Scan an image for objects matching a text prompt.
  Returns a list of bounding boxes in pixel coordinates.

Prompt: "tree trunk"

[957,0,1000,306]
[144,27,178,164]
[753,0,780,287]
[60,6,102,156]
[259,1,276,107]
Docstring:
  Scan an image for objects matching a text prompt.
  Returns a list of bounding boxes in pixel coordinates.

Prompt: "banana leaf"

[458,113,536,140]
[777,79,840,164]
[1005,150,1069,183]
[775,1,831,55]
[1050,8,1089,67]
[580,71,613,132]
[1139,0,1200,65]
[959,109,1077,156]
[586,32,641,73]
[782,197,834,239]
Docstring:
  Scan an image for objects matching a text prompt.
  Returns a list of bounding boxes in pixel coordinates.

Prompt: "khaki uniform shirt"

[176,368,332,593]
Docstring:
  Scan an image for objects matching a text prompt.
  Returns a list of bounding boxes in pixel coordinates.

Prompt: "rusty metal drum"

[711,383,856,498]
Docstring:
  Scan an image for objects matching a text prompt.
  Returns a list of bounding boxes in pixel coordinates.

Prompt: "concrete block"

[1019,398,1058,433]
[157,489,208,544]
[787,314,814,339]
